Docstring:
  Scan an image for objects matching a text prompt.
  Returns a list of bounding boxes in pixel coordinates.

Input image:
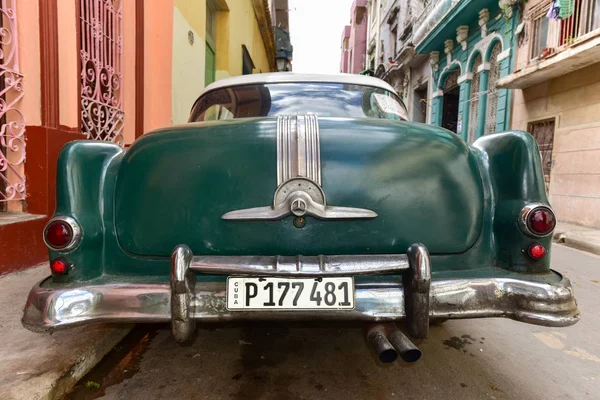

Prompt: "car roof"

[201,72,398,96]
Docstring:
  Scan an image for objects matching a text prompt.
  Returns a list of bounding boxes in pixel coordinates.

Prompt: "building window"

[485,42,502,134]
[79,0,124,144]
[242,45,255,75]
[391,27,397,57]
[468,54,482,143]
[529,4,551,60]
[205,0,217,85]
[528,118,556,192]
[441,70,460,133]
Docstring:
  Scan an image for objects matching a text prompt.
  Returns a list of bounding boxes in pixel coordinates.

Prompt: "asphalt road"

[83,245,599,400]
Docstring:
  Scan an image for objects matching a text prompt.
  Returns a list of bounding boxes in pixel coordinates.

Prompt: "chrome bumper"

[22,244,580,341]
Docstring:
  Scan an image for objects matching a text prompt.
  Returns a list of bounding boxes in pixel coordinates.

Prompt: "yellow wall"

[171,0,273,123]
[172,0,207,124]
[216,0,271,79]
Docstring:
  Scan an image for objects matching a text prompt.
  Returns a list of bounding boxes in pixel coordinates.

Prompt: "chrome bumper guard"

[22,244,580,341]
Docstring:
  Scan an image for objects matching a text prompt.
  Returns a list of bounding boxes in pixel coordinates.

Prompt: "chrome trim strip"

[190,254,410,276]
[518,203,556,238]
[223,114,377,221]
[43,216,83,253]
[22,274,580,332]
[276,115,321,185]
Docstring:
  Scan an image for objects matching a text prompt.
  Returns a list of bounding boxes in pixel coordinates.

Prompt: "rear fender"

[474,131,552,273]
[51,141,124,281]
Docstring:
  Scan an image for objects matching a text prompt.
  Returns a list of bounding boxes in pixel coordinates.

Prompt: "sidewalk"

[0,264,132,400]
[554,221,600,256]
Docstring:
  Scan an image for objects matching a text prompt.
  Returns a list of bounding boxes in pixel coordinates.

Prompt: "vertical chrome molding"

[276,115,321,187]
[223,114,377,221]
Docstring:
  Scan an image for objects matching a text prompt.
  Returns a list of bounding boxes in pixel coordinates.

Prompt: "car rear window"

[188,82,408,122]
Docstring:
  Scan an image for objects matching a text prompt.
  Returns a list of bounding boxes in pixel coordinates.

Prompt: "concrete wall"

[511,64,600,228]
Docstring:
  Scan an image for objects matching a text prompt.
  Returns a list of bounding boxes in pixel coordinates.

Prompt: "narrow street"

[73,245,599,400]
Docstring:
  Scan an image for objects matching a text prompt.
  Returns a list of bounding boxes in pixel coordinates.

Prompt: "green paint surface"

[115,118,483,257]
[50,121,552,282]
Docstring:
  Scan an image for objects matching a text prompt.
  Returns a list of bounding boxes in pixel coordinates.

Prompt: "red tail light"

[519,205,556,237]
[45,221,72,248]
[528,208,555,236]
[527,243,546,260]
[50,259,70,275]
[43,217,81,252]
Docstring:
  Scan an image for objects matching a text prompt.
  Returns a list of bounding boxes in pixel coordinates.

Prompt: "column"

[476,65,490,139]
[458,78,471,141]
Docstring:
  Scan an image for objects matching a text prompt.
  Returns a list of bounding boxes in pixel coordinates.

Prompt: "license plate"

[226,277,355,311]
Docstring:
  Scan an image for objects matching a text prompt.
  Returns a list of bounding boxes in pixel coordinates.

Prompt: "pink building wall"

[340,25,351,73]
[339,0,367,74]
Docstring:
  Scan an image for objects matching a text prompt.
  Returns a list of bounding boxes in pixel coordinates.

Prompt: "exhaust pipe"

[367,325,398,363]
[367,324,422,364]
[387,325,422,363]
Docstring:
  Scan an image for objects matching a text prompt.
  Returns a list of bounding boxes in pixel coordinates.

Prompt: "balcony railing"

[528,0,600,63]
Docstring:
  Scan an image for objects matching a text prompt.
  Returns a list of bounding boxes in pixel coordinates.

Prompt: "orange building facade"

[0,0,275,273]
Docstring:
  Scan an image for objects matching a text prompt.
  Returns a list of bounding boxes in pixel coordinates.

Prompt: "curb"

[553,231,600,256]
[44,325,133,400]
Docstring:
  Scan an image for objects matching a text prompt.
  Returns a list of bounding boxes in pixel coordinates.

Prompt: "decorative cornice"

[479,9,490,38]
[456,26,469,51]
[429,51,440,71]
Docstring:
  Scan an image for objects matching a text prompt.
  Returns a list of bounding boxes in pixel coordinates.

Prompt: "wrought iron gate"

[79,0,124,145]
[0,0,25,208]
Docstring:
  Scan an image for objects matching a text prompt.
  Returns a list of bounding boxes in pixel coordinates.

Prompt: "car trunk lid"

[114,117,483,257]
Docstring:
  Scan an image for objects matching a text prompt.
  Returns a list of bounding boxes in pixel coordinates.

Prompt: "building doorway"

[528,118,556,192]
[412,83,428,123]
[441,70,460,133]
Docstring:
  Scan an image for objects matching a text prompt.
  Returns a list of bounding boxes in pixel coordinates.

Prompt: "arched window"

[468,54,482,143]
[485,42,502,134]
[441,69,460,133]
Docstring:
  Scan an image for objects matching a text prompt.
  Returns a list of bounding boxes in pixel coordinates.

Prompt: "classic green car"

[22,73,579,363]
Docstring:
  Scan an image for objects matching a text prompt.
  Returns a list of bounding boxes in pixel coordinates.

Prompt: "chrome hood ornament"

[222,115,378,221]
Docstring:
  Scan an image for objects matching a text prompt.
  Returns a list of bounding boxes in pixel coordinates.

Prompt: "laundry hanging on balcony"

[547,0,575,20]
